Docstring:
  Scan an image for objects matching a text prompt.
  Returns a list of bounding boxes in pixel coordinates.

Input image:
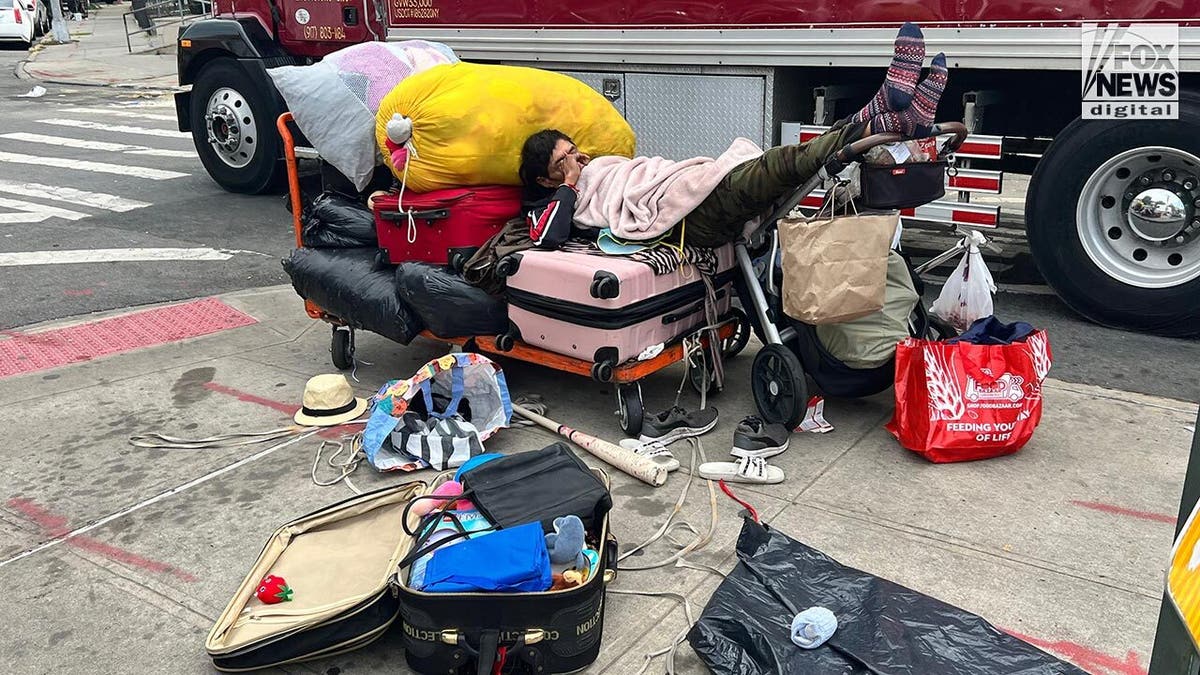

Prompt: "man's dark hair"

[518,129,572,202]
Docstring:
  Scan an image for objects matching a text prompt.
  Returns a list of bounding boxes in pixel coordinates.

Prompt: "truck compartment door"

[624,73,766,161]
[553,71,627,117]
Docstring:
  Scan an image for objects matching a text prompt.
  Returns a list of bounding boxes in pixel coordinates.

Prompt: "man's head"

[519,129,590,201]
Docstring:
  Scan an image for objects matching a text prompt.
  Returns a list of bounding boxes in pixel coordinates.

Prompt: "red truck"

[174,0,1200,337]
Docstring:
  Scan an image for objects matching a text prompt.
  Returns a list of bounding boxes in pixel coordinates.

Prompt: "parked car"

[0,0,48,46]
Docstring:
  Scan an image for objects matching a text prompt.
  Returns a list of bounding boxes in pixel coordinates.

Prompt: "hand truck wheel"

[751,343,807,428]
[330,326,354,371]
[687,347,722,395]
[722,306,752,359]
[615,382,644,437]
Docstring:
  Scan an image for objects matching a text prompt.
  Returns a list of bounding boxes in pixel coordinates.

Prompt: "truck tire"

[189,59,285,195]
[1026,92,1200,337]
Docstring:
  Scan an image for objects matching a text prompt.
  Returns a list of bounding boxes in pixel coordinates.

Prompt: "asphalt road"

[0,47,292,331]
[0,46,1196,402]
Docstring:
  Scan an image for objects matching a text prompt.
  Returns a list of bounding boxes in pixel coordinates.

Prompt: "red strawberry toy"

[255,575,294,604]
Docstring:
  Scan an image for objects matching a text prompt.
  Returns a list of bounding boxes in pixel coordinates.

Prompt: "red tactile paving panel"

[0,297,258,378]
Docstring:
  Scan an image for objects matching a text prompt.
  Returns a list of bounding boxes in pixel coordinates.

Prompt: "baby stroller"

[734,121,974,428]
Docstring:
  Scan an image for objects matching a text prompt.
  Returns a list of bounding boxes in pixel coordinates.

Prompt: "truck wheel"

[1027,93,1200,337]
[189,59,284,195]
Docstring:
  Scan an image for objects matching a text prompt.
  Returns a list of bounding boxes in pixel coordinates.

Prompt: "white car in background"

[0,0,49,47]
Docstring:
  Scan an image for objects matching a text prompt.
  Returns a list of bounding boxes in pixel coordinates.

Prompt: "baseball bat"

[511,403,669,487]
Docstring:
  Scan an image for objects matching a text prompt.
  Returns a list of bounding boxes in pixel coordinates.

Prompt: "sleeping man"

[516,22,946,251]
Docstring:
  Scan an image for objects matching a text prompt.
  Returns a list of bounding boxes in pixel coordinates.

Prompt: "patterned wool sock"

[851,22,925,123]
[869,52,948,137]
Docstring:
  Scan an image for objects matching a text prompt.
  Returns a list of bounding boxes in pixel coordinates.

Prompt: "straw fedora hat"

[293,374,368,427]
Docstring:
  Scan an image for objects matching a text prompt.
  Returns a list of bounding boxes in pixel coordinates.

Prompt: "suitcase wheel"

[496,332,515,352]
[589,271,620,299]
[331,326,355,371]
[496,253,522,277]
[591,360,614,383]
[615,382,644,437]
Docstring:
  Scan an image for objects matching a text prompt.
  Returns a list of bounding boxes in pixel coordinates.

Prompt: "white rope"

[610,438,728,673]
[609,588,698,675]
[508,394,548,428]
[129,426,305,450]
[311,432,365,494]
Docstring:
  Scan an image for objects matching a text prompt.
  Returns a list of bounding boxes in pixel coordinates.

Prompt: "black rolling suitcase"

[206,444,617,675]
[396,508,616,674]
[397,443,618,674]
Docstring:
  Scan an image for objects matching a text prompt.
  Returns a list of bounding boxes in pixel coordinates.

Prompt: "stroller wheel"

[751,344,807,429]
[615,383,644,437]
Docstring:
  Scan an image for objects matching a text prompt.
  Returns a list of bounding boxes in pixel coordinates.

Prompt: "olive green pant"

[682,123,860,248]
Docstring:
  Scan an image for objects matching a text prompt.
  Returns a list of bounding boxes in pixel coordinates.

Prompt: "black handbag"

[858,158,948,210]
[459,442,614,533]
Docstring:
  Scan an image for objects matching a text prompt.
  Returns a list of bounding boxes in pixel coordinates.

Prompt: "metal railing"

[123,0,211,53]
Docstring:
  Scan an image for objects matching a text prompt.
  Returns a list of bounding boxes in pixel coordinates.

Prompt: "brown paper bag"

[779,203,898,325]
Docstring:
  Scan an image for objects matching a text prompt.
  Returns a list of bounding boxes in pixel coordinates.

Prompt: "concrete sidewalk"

[18,3,178,89]
[0,285,1195,674]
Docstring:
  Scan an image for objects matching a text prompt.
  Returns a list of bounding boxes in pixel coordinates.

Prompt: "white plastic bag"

[930,241,996,332]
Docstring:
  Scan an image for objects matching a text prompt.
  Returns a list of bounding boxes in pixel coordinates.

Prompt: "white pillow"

[267,41,458,191]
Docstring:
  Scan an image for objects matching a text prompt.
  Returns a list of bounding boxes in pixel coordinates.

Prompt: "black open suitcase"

[205,453,616,674]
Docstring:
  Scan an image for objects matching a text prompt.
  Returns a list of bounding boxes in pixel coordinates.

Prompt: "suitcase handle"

[661,287,729,325]
[379,207,450,222]
[440,628,544,675]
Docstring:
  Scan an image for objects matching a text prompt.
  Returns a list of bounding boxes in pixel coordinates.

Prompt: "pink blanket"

[573,138,765,241]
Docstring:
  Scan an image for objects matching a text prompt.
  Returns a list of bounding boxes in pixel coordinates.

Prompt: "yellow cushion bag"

[376,62,636,192]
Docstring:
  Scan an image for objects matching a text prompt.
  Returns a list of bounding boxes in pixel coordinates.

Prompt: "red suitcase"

[374,186,522,267]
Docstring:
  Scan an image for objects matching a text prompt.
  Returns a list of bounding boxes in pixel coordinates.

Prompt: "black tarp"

[282,247,422,345]
[395,262,508,339]
[688,516,1086,675]
[301,192,377,248]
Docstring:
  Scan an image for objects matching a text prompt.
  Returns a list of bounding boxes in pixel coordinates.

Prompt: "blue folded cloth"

[420,521,552,593]
[945,316,1035,345]
[791,607,838,649]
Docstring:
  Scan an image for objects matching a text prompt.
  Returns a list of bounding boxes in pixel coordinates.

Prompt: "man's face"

[538,139,590,187]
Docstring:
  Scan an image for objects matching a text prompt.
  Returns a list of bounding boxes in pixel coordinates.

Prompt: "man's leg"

[683,121,865,247]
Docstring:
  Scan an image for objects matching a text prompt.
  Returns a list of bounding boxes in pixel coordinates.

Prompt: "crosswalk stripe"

[39,119,191,139]
[60,107,178,122]
[0,248,237,266]
[0,197,87,222]
[0,132,194,159]
[0,179,151,212]
[0,151,188,180]
[0,212,52,224]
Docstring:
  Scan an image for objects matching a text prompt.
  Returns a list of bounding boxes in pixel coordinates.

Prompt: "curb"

[13,14,182,92]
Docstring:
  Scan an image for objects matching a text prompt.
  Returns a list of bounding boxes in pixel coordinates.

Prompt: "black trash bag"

[688,516,1086,675]
[282,248,422,345]
[395,262,508,339]
[301,192,377,248]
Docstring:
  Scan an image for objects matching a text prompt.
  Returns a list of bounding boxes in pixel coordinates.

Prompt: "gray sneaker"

[731,416,790,459]
[639,406,719,445]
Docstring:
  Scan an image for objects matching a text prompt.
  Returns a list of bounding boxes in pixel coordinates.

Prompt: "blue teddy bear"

[544,515,587,568]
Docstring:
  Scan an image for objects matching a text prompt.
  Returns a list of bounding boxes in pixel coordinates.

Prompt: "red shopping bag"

[885,330,1053,463]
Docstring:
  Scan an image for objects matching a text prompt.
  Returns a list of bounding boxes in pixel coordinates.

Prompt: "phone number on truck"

[302,25,346,40]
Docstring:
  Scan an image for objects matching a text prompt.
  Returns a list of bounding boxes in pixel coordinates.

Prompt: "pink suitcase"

[498,245,737,368]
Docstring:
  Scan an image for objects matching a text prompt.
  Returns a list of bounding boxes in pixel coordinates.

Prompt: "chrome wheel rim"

[1076,146,1200,289]
[204,87,257,169]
